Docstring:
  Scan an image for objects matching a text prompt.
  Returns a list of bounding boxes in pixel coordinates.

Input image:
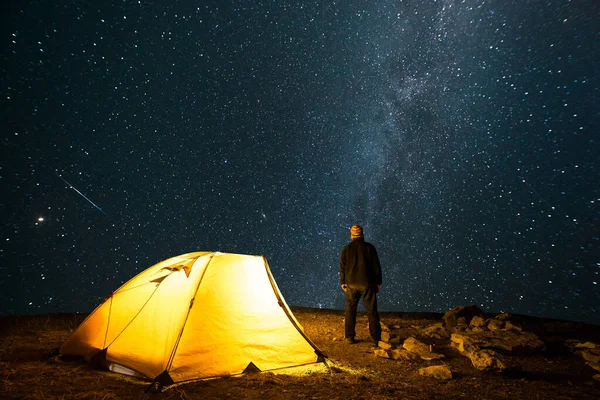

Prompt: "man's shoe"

[345,337,357,344]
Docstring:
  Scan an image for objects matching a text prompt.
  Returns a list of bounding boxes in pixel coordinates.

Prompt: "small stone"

[418,365,453,381]
[381,331,392,342]
[378,341,393,350]
[471,326,486,333]
[576,342,597,349]
[374,349,390,359]
[390,349,420,361]
[593,374,600,382]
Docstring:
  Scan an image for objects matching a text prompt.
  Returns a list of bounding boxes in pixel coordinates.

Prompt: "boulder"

[450,332,509,373]
[464,349,507,373]
[495,312,512,321]
[564,340,600,374]
[390,348,420,361]
[581,348,600,364]
[487,319,504,331]
[469,316,487,328]
[418,365,453,381]
[442,305,484,331]
[420,323,448,339]
[576,341,597,350]
[581,348,600,374]
[504,320,522,332]
[483,313,524,332]
[451,330,545,373]
[374,347,421,362]
[451,330,546,355]
[565,339,600,380]
[403,337,445,360]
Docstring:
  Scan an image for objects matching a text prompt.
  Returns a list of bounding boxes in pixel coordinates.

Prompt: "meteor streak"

[56,173,108,216]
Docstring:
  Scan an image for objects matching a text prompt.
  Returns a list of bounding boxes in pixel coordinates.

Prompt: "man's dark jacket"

[340,237,382,290]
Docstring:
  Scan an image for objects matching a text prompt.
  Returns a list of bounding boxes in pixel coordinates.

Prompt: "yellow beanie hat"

[350,224,364,239]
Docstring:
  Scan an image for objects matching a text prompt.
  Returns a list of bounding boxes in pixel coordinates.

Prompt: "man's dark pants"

[344,285,381,342]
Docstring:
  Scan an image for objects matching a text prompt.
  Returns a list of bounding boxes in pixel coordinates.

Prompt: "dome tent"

[60,252,326,385]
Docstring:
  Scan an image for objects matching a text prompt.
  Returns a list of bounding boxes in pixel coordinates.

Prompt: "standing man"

[340,224,382,345]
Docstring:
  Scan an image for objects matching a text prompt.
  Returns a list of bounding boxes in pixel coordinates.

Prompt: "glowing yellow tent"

[60,252,326,385]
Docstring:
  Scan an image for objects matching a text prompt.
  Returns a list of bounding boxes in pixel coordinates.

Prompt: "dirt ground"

[1,307,599,399]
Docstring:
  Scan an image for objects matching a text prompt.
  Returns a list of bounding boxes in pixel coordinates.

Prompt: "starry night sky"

[2,1,598,324]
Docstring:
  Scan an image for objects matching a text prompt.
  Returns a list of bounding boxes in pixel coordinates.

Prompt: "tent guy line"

[55,172,108,216]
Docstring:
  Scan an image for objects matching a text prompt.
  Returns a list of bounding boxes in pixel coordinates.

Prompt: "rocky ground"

[1,306,599,399]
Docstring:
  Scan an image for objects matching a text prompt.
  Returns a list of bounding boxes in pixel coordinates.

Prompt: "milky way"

[2,1,598,324]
